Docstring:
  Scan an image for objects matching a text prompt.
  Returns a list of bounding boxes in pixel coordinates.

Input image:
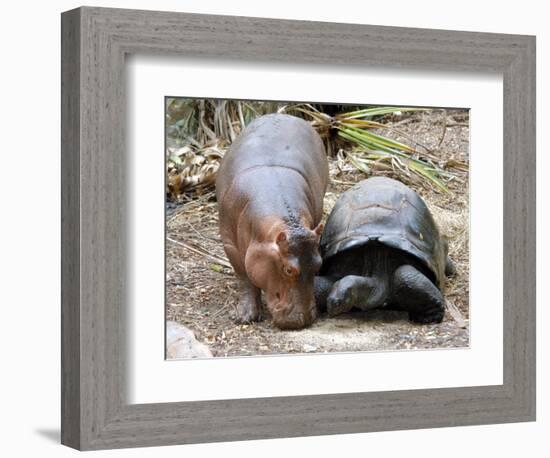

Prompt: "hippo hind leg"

[391,265,445,324]
[234,278,262,324]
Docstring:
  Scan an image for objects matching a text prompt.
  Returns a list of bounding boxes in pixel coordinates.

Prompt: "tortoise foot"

[392,265,445,324]
[409,307,444,324]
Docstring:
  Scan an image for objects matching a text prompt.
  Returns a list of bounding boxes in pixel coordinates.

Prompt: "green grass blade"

[338,125,416,153]
[336,106,427,120]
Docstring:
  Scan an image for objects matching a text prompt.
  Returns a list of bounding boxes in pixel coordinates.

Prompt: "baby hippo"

[216,114,329,330]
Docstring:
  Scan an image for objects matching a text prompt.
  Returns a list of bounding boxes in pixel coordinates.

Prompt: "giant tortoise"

[314,177,455,323]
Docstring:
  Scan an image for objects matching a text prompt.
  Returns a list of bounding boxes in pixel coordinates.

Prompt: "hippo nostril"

[276,293,280,300]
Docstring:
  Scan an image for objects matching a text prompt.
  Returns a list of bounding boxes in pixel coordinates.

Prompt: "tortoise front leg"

[314,276,336,312]
[391,265,445,324]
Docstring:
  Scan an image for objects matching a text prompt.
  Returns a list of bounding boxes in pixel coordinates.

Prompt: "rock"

[166,321,213,359]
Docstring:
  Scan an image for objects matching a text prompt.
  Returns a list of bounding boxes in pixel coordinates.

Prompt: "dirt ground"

[166,109,470,358]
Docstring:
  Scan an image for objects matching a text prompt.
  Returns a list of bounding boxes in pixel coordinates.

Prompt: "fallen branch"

[167,237,233,270]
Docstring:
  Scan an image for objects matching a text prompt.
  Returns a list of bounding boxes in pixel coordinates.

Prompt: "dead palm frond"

[166,100,468,198]
[291,104,464,193]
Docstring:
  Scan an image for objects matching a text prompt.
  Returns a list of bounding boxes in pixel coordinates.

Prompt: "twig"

[185,221,221,242]
[211,295,234,319]
[167,237,233,269]
[445,300,467,329]
[376,123,438,159]
[391,117,416,127]
[166,208,187,226]
[331,178,357,187]
[437,110,448,149]
[181,318,207,337]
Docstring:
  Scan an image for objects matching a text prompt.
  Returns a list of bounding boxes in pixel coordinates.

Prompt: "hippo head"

[245,221,324,330]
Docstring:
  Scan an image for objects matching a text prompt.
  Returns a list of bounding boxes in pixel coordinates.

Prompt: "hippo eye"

[284,266,295,276]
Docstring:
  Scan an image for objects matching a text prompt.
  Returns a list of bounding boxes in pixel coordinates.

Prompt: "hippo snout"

[272,301,317,330]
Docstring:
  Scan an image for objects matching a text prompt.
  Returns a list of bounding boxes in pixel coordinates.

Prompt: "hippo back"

[320,177,446,288]
[216,113,328,215]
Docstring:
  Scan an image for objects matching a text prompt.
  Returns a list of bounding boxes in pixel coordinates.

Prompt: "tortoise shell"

[320,177,447,288]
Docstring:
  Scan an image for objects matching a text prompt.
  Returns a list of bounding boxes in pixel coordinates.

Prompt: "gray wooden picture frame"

[61,6,536,451]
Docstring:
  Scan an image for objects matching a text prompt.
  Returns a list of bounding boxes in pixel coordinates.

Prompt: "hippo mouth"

[270,300,317,330]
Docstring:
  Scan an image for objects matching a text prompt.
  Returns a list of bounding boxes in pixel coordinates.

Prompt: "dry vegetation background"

[165,100,469,358]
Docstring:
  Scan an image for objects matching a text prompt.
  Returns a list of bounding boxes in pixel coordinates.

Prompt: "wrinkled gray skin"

[314,177,455,324]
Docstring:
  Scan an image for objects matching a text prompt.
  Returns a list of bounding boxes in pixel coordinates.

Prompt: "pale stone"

[166,321,213,359]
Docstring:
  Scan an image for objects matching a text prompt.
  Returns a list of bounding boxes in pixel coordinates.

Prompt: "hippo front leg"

[234,277,262,324]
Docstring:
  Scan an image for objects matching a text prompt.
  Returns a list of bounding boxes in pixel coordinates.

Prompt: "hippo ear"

[276,231,287,245]
[275,231,289,253]
[313,223,324,240]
